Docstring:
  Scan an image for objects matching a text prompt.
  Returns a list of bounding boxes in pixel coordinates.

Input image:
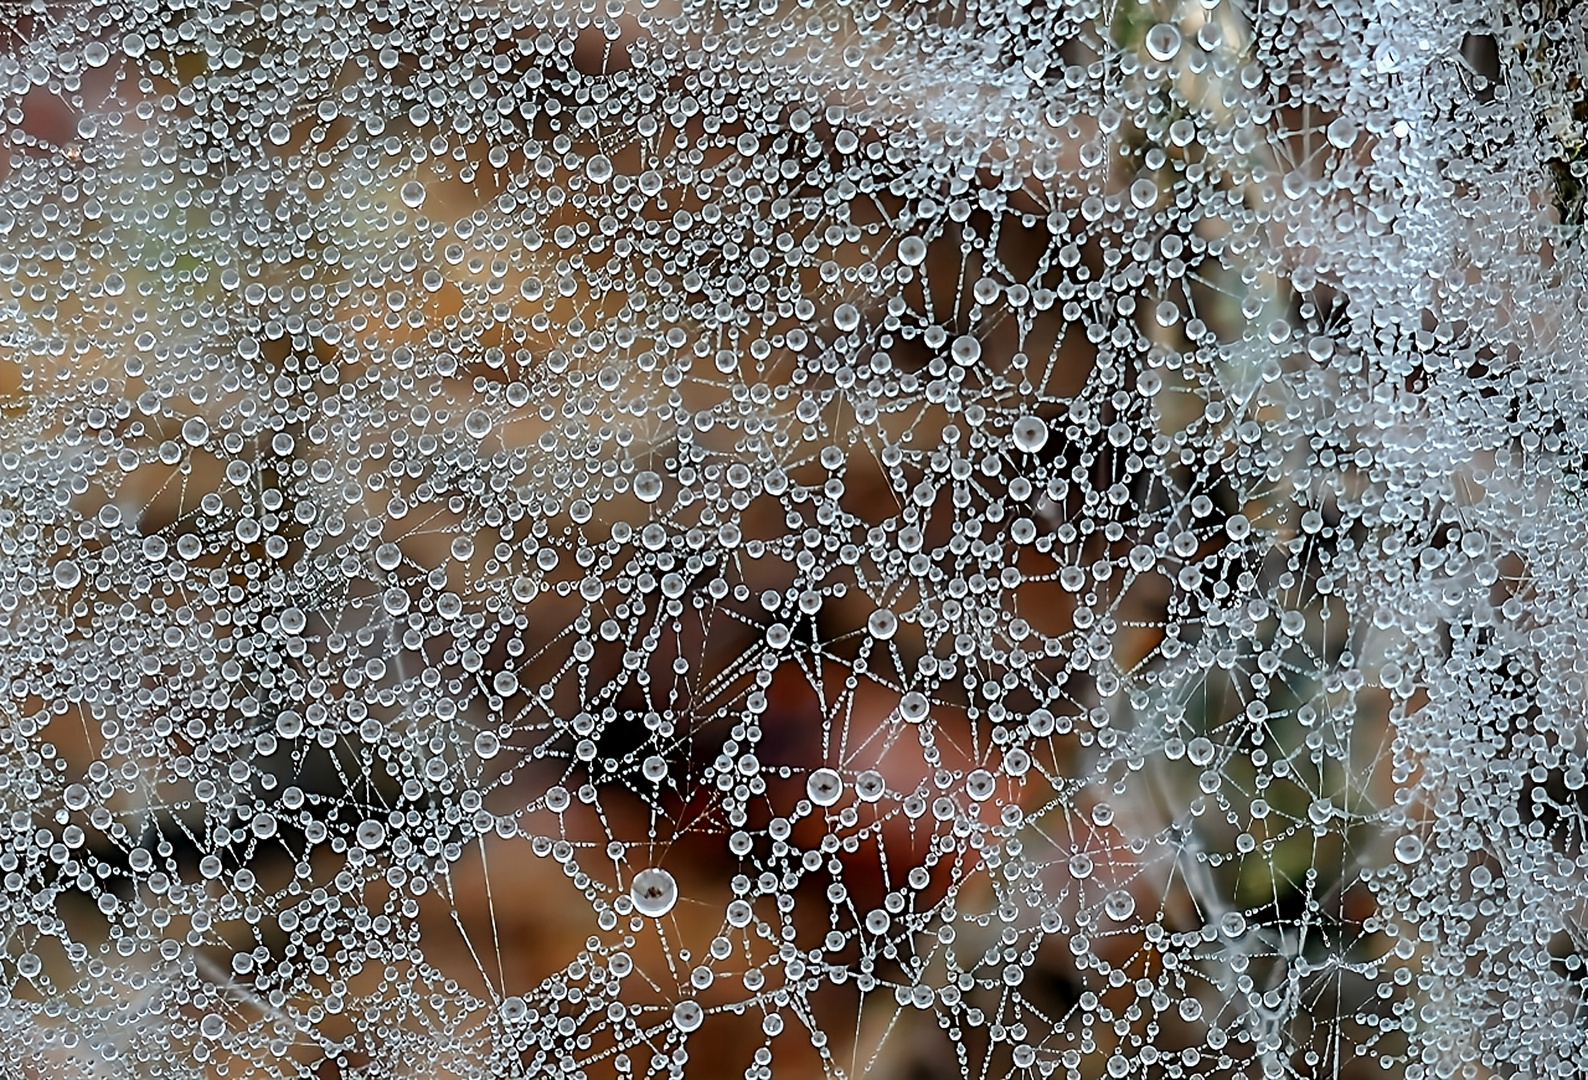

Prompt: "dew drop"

[1011,415,1049,453]
[634,471,664,503]
[855,770,885,802]
[672,1000,704,1033]
[631,868,678,917]
[1104,890,1135,921]
[807,768,844,807]
[1326,117,1358,149]
[357,820,386,850]
[867,608,898,640]
[1145,23,1182,61]
[951,335,981,364]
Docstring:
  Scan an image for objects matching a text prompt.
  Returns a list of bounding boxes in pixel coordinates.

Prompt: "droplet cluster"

[0,0,1582,1077]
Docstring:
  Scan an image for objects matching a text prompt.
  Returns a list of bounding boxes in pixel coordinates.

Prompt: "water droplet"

[1011,415,1048,453]
[465,410,492,438]
[400,181,427,208]
[867,608,897,639]
[672,1000,704,1032]
[631,868,678,917]
[634,470,664,503]
[807,768,844,807]
[1394,834,1424,864]
[898,236,927,266]
[1326,117,1358,149]
[1104,890,1135,921]
[1145,23,1182,61]
[586,154,613,183]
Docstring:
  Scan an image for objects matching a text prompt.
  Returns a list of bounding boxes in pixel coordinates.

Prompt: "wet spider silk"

[0,0,1584,1077]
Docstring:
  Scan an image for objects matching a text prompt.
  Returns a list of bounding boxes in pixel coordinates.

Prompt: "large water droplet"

[1144,23,1181,61]
[1104,889,1135,921]
[631,868,678,917]
[1326,117,1358,149]
[867,608,897,639]
[672,1000,704,1032]
[1011,415,1049,453]
[807,768,844,807]
[634,471,664,503]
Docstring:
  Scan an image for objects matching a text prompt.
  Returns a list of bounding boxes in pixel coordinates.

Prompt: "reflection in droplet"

[632,868,678,917]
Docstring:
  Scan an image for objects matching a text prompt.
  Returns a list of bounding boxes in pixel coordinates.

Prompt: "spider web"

[0,0,1583,1078]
